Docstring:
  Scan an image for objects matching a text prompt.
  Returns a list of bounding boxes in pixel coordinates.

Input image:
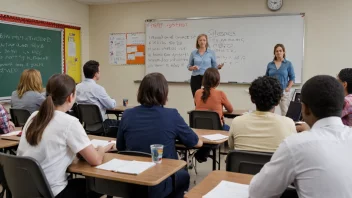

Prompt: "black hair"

[301,75,344,119]
[249,76,282,111]
[83,60,99,79]
[137,73,168,106]
[338,68,352,94]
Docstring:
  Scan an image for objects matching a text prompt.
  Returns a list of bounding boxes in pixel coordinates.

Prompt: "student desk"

[0,139,19,149]
[187,109,249,119]
[106,105,133,118]
[68,153,186,197]
[185,170,253,198]
[176,128,229,171]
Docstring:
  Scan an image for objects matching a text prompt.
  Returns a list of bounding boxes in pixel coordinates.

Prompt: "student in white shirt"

[17,74,114,198]
[76,60,118,129]
[249,75,352,198]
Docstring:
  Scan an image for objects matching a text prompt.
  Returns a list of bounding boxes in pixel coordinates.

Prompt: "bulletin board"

[109,32,145,65]
[65,28,81,83]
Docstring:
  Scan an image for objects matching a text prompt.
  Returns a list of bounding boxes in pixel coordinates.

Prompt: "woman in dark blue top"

[117,72,203,198]
[265,44,295,116]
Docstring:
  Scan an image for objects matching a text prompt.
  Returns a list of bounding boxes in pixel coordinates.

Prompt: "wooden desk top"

[106,106,134,113]
[0,139,19,148]
[68,153,186,186]
[187,109,249,119]
[88,135,115,141]
[185,170,253,198]
[192,128,228,145]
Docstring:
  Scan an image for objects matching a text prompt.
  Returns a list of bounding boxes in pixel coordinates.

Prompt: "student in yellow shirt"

[228,76,296,152]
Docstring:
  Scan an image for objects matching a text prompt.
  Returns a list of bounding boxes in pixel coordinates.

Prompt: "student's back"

[117,105,198,160]
[18,110,89,195]
[11,90,45,113]
[229,111,296,152]
[11,69,45,113]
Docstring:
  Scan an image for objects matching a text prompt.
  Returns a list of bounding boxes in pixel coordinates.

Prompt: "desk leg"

[218,148,221,170]
[212,148,216,171]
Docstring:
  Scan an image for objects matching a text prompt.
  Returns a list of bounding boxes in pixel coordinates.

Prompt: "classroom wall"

[0,0,89,108]
[89,0,352,121]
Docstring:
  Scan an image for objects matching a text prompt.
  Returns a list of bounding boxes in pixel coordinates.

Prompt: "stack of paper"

[202,134,228,141]
[1,131,21,137]
[96,159,155,175]
[91,139,116,148]
[203,181,249,198]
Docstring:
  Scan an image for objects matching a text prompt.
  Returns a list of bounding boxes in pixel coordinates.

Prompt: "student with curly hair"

[228,76,296,152]
[337,68,352,126]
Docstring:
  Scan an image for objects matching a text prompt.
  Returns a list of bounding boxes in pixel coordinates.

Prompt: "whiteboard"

[145,14,304,83]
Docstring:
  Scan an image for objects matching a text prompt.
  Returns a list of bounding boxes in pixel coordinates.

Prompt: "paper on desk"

[91,139,116,148]
[96,159,155,175]
[203,180,249,198]
[1,131,21,137]
[202,134,228,141]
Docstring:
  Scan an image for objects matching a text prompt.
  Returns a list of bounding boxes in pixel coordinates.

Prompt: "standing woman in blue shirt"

[188,34,224,97]
[265,44,295,116]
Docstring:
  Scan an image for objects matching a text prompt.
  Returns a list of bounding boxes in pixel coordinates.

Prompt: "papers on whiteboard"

[203,181,249,198]
[202,134,228,141]
[96,159,155,175]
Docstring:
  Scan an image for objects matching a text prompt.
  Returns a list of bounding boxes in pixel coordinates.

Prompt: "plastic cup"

[123,99,128,107]
[150,144,163,163]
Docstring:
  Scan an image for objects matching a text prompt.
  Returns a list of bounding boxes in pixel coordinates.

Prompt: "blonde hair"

[17,69,43,98]
[196,34,209,49]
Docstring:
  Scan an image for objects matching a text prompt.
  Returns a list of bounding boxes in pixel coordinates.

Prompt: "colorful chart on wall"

[109,32,145,65]
[65,28,81,83]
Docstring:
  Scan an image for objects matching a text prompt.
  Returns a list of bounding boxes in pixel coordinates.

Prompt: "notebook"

[202,134,228,141]
[203,180,249,198]
[96,159,155,175]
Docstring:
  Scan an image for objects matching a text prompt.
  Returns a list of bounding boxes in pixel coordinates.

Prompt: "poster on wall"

[109,32,145,65]
[65,28,81,83]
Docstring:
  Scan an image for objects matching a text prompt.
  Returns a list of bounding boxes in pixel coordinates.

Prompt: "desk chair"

[226,150,298,198]
[0,153,54,198]
[226,150,272,174]
[9,108,31,127]
[188,110,225,172]
[286,101,302,122]
[77,104,108,136]
[117,151,151,157]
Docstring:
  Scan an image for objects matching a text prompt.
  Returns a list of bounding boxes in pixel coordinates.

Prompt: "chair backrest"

[9,108,31,127]
[189,110,222,130]
[292,89,301,102]
[77,104,105,134]
[226,150,273,175]
[66,102,82,123]
[118,151,152,157]
[286,101,302,122]
[0,153,54,198]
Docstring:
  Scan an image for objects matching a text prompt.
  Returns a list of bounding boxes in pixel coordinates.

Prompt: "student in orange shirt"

[194,68,233,130]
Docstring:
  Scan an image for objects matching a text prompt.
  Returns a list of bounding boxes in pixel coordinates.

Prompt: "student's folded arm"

[221,91,233,113]
[249,141,296,198]
[174,109,203,148]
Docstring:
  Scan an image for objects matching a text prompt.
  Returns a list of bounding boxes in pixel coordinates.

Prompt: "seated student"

[0,104,15,134]
[338,68,352,126]
[117,72,203,198]
[194,68,233,131]
[17,74,113,198]
[76,60,118,127]
[249,75,352,197]
[228,76,296,152]
[11,69,46,113]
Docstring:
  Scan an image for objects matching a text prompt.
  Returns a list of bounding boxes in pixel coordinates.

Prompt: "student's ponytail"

[26,96,55,146]
[201,68,220,103]
[25,74,76,146]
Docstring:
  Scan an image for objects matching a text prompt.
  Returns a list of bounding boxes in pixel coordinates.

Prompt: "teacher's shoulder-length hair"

[196,34,209,49]
[137,72,168,106]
